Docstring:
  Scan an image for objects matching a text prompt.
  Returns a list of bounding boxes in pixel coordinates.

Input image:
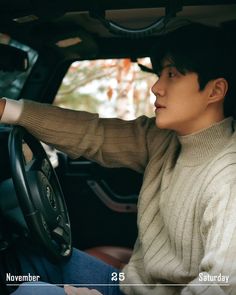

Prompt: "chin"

[155,117,170,130]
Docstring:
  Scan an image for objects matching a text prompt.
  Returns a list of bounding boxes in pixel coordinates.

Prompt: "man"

[1,23,236,295]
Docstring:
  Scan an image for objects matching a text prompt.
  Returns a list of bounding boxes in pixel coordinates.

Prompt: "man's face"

[151,60,210,135]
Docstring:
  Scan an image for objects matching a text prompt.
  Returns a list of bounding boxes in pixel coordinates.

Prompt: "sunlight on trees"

[54,58,157,119]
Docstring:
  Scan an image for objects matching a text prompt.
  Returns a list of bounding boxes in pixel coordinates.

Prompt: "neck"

[176,111,225,136]
[177,117,234,166]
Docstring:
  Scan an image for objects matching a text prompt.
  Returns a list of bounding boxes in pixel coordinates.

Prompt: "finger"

[64,285,83,295]
[90,289,103,294]
[64,286,98,295]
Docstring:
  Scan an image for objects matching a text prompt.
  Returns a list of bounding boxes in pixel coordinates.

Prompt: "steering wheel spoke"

[52,222,70,244]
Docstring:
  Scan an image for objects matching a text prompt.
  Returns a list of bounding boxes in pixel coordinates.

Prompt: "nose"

[151,78,165,97]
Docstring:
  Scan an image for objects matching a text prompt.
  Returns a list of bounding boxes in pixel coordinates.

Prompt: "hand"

[0,98,6,120]
[64,285,103,295]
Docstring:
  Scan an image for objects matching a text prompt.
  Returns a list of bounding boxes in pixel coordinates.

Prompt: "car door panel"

[56,154,142,250]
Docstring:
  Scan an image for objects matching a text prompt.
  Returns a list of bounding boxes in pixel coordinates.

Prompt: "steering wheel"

[8,126,72,261]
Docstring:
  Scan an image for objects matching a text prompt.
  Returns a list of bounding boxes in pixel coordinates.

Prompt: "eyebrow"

[161,63,176,70]
[156,63,176,75]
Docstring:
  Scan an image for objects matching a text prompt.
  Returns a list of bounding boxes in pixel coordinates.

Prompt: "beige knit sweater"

[16,101,236,295]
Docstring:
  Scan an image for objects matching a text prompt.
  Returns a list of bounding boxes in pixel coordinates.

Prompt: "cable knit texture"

[17,100,236,295]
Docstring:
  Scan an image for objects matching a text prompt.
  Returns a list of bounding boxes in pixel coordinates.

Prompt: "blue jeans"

[10,247,124,295]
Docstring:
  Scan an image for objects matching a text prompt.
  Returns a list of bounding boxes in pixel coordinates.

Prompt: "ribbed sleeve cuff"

[1,98,23,124]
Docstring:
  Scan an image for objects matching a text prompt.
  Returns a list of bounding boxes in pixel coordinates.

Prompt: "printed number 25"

[111,272,125,281]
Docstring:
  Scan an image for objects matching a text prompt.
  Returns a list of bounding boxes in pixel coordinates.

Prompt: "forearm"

[9,99,153,171]
[0,98,169,172]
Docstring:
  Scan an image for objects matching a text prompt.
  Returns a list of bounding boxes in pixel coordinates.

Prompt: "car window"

[54,58,157,119]
[0,33,38,99]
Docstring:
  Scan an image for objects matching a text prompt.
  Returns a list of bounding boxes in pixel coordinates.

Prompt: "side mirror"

[0,44,29,72]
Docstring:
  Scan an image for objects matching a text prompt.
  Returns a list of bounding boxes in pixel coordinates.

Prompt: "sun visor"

[49,26,99,59]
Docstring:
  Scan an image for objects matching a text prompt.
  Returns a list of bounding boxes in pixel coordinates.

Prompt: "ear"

[208,78,228,104]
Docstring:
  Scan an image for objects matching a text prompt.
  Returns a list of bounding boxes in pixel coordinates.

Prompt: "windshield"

[55,58,157,119]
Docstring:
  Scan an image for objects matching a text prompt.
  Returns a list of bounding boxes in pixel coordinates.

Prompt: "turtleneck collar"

[177,117,234,166]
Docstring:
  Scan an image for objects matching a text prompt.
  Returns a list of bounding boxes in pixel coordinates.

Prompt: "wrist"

[0,98,6,120]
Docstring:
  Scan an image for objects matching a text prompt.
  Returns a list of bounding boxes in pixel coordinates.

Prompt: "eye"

[168,71,176,78]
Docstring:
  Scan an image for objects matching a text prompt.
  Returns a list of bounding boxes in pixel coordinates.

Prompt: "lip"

[155,103,165,108]
[154,103,166,112]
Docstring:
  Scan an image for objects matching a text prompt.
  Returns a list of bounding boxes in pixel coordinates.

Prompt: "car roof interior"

[0,0,236,61]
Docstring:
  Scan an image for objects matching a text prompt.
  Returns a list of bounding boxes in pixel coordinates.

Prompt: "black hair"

[151,23,236,118]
